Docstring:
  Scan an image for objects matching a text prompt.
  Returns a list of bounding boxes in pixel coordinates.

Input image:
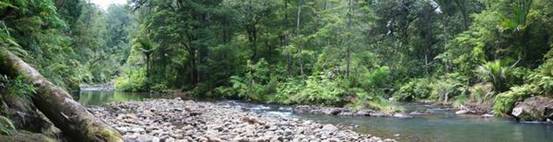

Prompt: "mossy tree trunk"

[0,48,123,142]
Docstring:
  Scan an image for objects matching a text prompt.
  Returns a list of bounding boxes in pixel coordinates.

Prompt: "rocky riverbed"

[293,105,413,118]
[89,98,395,142]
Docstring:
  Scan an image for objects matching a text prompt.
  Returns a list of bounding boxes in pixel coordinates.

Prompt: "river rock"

[455,109,469,115]
[393,113,413,119]
[89,98,395,142]
[369,112,387,117]
[511,96,553,121]
[338,111,354,116]
[355,109,374,116]
[456,104,489,115]
[481,114,494,118]
[321,124,339,132]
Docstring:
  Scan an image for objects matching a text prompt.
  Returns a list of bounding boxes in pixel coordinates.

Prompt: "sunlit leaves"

[499,0,534,32]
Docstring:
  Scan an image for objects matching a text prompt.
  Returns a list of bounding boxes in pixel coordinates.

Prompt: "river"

[76,90,553,142]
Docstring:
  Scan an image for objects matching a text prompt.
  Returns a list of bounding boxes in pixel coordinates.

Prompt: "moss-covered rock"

[0,131,57,142]
[511,96,553,121]
[493,84,536,116]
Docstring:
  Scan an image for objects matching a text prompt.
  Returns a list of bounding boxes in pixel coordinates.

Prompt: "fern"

[0,116,16,135]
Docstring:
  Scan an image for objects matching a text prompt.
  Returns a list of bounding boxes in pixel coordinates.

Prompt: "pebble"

[89,98,395,142]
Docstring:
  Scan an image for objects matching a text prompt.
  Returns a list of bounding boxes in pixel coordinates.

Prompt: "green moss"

[493,84,536,116]
[94,128,123,142]
[0,131,57,142]
[85,121,123,142]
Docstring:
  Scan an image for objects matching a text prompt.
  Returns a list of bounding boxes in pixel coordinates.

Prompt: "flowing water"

[76,90,553,142]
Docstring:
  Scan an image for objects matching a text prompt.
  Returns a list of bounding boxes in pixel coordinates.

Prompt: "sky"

[90,0,127,10]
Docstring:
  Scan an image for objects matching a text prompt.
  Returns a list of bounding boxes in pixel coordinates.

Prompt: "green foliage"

[430,74,468,103]
[360,66,391,89]
[115,68,148,92]
[0,0,80,90]
[468,83,495,104]
[475,60,516,92]
[351,91,402,113]
[0,116,16,135]
[493,48,553,115]
[229,59,277,102]
[395,73,468,104]
[286,75,345,106]
[0,75,35,99]
[452,93,469,108]
[499,0,533,32]
[531,52,553,94]
[6,0,553,116]
[493,84,536,116]
[0,0,133,91]
[395,78,433,102]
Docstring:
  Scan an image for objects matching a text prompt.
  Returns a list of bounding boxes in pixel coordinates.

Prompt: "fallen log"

[0,48,123,142]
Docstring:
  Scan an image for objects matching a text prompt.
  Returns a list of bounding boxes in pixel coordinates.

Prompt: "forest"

[0,0,553,141]
[115,0,553,116]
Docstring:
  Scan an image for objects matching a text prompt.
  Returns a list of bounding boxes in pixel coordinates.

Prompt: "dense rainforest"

[114,0,553,117]
[1,0,553,140]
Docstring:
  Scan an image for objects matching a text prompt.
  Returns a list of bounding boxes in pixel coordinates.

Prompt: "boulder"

[455,110,469,115]
[355,109,374,116]
[392,113,413,119]
[511,96,553,121]
[481,114,494,118]
[369,112,387,117]
[321,124,338,133]
[0,131,57,142]
[409,111,428,116]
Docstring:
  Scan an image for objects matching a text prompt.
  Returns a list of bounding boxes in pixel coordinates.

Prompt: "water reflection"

[299,110,553,142]
[75,91,149,106]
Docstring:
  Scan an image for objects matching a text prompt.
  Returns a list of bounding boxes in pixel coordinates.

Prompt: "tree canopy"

[1,0,552,115]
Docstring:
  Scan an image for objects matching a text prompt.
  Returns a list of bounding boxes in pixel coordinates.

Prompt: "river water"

[76,90,553,142]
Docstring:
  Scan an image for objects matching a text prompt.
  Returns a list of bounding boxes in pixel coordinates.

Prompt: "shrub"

[452,94,469,108]
[0,75,35,99]
[475,60,518,92]
[395,78,433,102]
[468,83,495,104]
[150,83,169,93]
[530,59,553,95]
[0,116,16,135]
[115,67,148,92]
[359,66,391,91]
[350,90,402,113]
[430,74,468,103]
[228,59,277,102]
[273,79,304,104]
[286,75,345,106]
[492,55,553,116]
[493,84,536,116]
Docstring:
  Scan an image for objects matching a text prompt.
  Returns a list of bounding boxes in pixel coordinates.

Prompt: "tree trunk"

[0,48,123,142]
[296,0,305,77]
[284,0,293,76]
[345,0,353,78]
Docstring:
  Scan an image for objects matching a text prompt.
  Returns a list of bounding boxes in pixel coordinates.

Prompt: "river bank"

[89,97,395,142]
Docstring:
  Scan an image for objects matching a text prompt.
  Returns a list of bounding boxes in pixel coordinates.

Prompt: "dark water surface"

[76,91,553,142]
[75,90,150,106]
